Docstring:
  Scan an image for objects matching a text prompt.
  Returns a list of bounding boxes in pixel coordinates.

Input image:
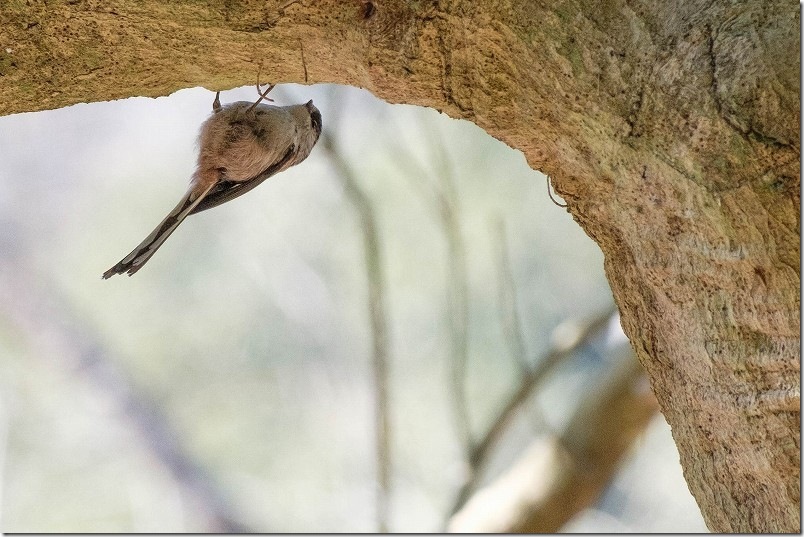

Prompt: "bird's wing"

[189,145,296,215]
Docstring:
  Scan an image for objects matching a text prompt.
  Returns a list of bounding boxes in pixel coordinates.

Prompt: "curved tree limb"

[1,1,798,531]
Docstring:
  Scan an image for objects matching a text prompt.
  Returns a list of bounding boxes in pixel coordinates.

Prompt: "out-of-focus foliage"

[0,85,706,532]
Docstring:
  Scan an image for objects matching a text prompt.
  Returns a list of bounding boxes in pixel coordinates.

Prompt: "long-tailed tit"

[103,83,322,278]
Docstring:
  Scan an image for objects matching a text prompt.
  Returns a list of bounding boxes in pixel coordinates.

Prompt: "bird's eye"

[255,110,266,116]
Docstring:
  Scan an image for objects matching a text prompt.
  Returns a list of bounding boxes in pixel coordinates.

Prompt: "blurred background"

[0,83,707,532]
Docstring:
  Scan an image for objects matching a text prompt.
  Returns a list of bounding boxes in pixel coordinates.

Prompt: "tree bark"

[1,1,798,531]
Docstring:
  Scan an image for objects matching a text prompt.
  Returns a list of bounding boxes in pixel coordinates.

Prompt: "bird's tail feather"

[102,183,215,278]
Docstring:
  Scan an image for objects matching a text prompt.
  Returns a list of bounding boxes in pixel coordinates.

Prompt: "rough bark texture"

[1,1,799,532]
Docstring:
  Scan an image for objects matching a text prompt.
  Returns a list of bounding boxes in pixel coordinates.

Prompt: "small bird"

[103,83,322,278]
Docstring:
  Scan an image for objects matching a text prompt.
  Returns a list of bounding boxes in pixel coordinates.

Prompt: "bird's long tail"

[102,183,215,278]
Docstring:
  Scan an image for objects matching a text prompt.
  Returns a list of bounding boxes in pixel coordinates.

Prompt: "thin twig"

[493,218,530,375]
[448,348,656,532]
[385,115,474,455]
[448,306,618,516]
[444,203,473,456]
[320,101,392,532]
[492,217,546,438]
[428,127,473,457]
[245,66,276,112]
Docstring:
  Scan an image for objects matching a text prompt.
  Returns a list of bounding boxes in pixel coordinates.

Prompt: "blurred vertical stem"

[320,131,392,533]
[433,147,473,456]
[493,218,530,375]
[492,217,546,432]
[385,118,473,455]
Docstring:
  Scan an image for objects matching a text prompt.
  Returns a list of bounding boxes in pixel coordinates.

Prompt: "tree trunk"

[1,1,798,531]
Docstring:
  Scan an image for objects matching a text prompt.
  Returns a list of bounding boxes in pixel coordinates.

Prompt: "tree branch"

[449,345,658,532]
[448,307,618,516]
[320,110,392,532]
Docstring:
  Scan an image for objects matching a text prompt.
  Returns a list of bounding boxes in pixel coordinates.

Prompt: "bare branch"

[320,103,392,532]
[492,218,530,375]
[428,127,473,458]
[491,216,546,438]
[449,347,658,532]
[448,307,619,515]
[384,115,474,455]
